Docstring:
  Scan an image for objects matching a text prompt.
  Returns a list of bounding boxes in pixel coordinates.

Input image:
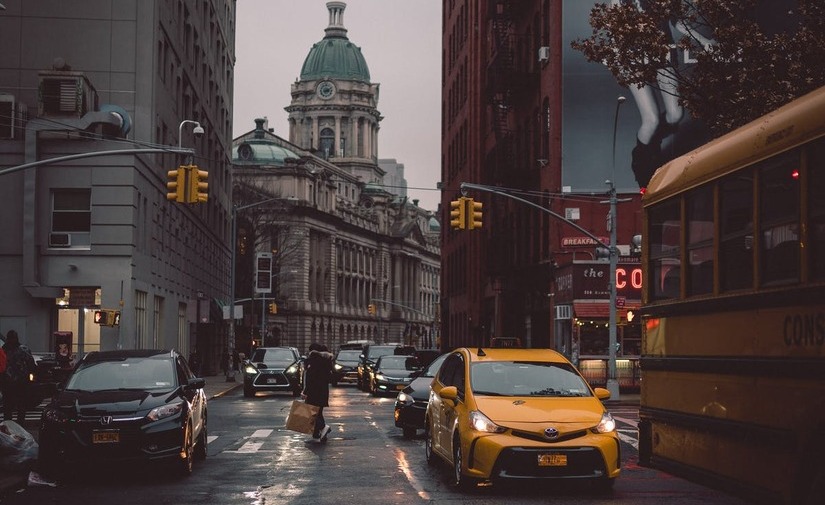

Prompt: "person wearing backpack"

[2,330,36,423]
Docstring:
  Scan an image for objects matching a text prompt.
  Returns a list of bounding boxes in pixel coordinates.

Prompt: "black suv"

[242,346,304,397]
[356,344,403,391]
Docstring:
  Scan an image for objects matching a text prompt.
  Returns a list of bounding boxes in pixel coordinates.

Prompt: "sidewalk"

[0,374,240,497]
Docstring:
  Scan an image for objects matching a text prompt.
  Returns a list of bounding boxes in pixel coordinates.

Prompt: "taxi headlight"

[147,402,184,422]
[469,410,506,433]
[594,412,616,433]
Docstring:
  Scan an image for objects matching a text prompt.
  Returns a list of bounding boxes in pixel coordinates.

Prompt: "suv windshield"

[251,348,296,363]
[336,350,361,363]
[67,357,176,392]
[367,346,398,359]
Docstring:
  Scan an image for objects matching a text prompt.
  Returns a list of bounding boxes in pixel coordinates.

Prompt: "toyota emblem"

[544,427,559,439]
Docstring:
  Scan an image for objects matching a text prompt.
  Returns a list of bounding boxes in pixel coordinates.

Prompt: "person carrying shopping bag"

[302,342,334,443]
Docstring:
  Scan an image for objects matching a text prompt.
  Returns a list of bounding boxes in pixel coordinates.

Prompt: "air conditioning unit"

[538,46,550,63]
[48,232,72,248]
[38,70,98,117]
[0,95,28,140]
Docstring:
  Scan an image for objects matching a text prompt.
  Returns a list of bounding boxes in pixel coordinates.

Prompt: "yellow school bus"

[638,85,825,505]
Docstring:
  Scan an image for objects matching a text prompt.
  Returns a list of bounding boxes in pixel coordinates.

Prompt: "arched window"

[320,127,335,158]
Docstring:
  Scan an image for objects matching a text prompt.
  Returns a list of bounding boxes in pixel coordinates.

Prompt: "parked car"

[28,352,74,409]
[425,348,619,490]
[243,346,304,397]
[356,343,403,391]
[38,349,208,478]
[395,352,448,438]
[332,349,362,386]
[368,354,422,396]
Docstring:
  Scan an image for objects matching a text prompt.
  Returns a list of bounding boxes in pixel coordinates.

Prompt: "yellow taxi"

[424,347,619,490]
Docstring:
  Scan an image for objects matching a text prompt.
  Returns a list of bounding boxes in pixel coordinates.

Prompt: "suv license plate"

[92,431,120,444]
[538,453,567,466]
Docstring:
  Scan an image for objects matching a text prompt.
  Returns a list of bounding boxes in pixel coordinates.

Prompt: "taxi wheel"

[452,436,477,490]
[424,422,437,466]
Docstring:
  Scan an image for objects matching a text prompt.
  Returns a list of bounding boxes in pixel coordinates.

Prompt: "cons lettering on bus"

[783,313,825,346]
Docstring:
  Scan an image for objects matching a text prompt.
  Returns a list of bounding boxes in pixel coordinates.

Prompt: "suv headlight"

[396,392,414,405]
[469,410,506,433]
[244,364,258,374]
[286,363,299,375]
[593,412,616,433]
[334,363,343,371]
[43,408,69,423]
[147,402,184,422]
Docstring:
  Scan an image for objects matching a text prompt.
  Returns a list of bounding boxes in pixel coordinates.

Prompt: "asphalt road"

[0,385,752,505]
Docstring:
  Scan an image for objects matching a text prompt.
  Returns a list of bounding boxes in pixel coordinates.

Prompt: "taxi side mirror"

[593,387,611,401]
[439,385,458,403]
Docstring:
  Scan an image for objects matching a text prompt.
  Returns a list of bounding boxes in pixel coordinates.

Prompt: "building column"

[334,115,342,157]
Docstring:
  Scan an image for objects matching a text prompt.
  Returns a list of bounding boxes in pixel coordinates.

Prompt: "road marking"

[251,429,273,438]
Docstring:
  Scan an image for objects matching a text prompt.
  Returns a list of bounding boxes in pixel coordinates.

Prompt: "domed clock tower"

[286,1,383,184]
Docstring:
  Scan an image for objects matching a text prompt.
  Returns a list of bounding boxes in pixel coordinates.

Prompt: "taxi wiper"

[473,390,504,396]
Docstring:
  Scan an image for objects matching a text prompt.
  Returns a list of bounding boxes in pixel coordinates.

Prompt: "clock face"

[317,81,335,99]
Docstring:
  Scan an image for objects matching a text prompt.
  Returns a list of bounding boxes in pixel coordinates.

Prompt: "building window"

[51,189,91,248]
[320,127,335,159]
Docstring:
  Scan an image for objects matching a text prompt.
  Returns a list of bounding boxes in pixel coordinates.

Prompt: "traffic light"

[94,309,121,327]
[450,197,467,230]
[368,303,376,315]
[166,167,186,202]
[467,198,483,230]
[188,165,208,203]
[268,302,278,314]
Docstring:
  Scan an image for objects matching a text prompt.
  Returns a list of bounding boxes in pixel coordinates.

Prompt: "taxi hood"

[474,396,605,425]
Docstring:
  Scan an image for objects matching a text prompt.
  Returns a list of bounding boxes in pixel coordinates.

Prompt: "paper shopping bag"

[285,400,319,434]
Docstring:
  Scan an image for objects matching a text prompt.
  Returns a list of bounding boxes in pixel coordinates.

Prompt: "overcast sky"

[233,0,443,211]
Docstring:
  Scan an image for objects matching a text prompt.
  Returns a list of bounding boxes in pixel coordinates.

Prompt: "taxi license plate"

[538,453,567,467]
[92,431,120,444]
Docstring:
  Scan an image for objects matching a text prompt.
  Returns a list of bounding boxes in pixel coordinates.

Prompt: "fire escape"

[486,0,517,186]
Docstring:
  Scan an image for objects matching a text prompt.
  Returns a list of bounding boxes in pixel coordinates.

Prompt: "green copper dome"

[300,2,371,82]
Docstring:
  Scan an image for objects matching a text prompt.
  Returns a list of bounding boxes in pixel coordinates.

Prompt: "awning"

[573,300,640,319]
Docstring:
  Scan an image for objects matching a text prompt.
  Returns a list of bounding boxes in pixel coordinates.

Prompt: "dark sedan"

[38,349,208,479]
[369,354,422,397]
[332,349,361,386]
[394,352,447,438]
[243,346,303,397]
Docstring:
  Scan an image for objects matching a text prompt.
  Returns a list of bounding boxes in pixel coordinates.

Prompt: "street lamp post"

[606,96,626,400]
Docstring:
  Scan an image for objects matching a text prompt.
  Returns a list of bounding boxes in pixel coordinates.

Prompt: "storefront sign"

[68,287,97,308]
[557,263,642,300]
[562,236,609,247]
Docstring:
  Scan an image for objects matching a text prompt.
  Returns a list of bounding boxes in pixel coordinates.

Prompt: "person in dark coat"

[302,342,334,442]
[2,330,36,423]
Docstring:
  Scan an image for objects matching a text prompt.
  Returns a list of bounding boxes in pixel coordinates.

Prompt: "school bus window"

[686,186,714,296]
[719,172,754,291]
[759,153,800,285]
[808,139,825,280]
[648,200,681,300]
